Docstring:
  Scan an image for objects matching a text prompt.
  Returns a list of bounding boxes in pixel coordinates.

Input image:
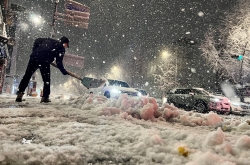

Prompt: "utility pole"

[51,0,59,38]
[175,54,177,87]
[239,41,248,102]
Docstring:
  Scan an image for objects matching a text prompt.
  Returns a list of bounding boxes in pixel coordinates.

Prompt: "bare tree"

[200,0,250,84]
[153,57,178,92]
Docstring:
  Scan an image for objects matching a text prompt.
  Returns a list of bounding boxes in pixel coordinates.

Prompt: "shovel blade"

[81,77,106,89]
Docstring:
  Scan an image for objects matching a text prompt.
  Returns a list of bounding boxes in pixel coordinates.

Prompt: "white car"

[89,79,139,98]
[134,88,149,97]
[230,101,250,115]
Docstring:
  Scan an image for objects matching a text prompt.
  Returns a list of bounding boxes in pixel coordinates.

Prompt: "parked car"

[230,101,250,116]
[135,88,149,97]
[236,85,250,97]
[89,79,139,98]
[164,87,231,114]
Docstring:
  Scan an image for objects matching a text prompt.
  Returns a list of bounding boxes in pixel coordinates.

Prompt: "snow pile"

[176,111,223,126]
[160,103,180,120]
[203,127,225,146]
[187,151,235,165]
[1,94,250,164]
[63,94,224,127]
[235,135,250,150]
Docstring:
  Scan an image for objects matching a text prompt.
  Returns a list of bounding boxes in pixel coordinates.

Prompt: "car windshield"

[107,80,130,87]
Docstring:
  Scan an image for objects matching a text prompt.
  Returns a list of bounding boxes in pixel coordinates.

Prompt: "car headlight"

[111,89,121,94]
[210,98,220,102]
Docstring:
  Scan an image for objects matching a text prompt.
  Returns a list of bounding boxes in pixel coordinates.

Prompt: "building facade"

[0,0,24,94]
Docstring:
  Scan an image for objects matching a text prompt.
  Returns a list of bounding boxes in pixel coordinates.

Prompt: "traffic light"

[231,55,243,61]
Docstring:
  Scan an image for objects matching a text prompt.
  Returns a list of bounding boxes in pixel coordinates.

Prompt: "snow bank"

[236,135,250,150]
[64,94,224,127]
[203,127,225,146]
[1,94,250,165]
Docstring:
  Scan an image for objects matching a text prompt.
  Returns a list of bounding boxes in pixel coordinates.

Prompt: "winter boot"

[40,97,51,103]
[15,92,24,102]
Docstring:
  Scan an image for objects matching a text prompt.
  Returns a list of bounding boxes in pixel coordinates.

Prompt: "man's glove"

[61,70,68,75]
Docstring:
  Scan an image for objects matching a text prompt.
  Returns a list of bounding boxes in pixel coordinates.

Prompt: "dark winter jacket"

[31,38,68,75]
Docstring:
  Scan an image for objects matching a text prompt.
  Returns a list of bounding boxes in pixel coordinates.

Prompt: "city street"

[0,94,250,164]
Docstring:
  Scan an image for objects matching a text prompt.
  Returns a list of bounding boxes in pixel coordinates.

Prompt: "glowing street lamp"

[111,66,119,72]
[29,14,44,26]
[161,50,170,59]
[160,49,178,85]
[109,65,122,79]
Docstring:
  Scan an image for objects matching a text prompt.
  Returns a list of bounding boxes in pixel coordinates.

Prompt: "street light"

[29,13,44,26]
[160,49,178,86]
[110,65,121,79]
[161,50,170,59]
[9,13,45,94]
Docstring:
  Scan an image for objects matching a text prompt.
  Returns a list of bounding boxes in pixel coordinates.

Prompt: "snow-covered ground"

[0,93,250,165]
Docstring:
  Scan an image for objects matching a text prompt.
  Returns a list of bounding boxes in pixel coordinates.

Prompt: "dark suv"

[164,88,231,114]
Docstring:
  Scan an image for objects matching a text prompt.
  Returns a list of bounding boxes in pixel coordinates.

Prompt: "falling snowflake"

[46,82,49,85]
[22,138,32,144]
[145,82,149,86]
[134,56,137,60]
[198,11,204,17]
[92,57,95,59]
[186,32,190,34]
[181,8,185,12]
[191,68,196,73]
[103,61,105,63]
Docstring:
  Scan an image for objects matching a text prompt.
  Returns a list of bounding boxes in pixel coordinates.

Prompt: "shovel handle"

[50,62,82,80]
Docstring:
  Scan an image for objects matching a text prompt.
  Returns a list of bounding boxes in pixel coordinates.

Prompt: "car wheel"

[185,106,192,111]
[167,99,180,108]
[167,99,172,104]
[104,91,110,98]
[167,99,176,106]
[194,101,207,113]
[172,102,180,108]
[224,107,232,115]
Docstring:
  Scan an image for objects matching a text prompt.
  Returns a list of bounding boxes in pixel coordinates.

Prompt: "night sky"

[10,0,236,90]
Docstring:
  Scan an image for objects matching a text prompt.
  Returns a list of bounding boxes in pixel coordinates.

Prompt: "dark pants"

[18,58,51,98]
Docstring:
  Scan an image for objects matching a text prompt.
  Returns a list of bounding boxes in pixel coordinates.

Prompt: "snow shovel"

[50,63,106,89]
